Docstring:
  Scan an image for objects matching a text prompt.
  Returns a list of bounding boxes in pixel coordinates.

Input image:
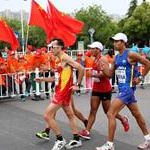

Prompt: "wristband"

[139,75,144,81]
[76,82,81,87]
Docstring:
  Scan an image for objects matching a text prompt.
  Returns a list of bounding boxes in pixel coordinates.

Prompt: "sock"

[144,134,150,140]
[107,141,113,147]
[45,128,50,134]
[56,134,63,141]
[73,134,80,141]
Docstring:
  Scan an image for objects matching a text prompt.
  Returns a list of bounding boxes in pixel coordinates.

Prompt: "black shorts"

[92,91,112,101]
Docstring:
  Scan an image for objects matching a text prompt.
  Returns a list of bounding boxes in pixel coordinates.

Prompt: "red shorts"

[52,91,72,106]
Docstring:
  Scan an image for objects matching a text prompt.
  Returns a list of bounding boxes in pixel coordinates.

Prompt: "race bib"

[116,67,126,83]
[93,70,100,82]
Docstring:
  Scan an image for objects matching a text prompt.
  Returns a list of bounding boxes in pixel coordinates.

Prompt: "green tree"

[126,0,138,18]
[27,26,46,48]
[74,5,119,48]
[123,2,150,45]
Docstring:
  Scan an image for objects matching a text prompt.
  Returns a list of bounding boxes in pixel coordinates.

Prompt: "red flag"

[0,17,20,51]
[47,1,77,46]
[48,0,84,34]
[29,0,52,43]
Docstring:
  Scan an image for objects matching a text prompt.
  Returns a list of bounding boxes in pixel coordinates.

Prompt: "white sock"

[107,141,113,147]
[144,134,150,140]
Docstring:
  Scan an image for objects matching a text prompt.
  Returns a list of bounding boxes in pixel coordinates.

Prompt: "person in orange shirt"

[30,49,45,101]
[25,45,35,72]
[31,50,46,71]
[7,51,19,94]
[7,51,19,73]
[85,50,94,92]
[0,60,8,96]
[105,49,115,65]
[75,52,85,95]
[47,51,60,93]
[17,54,32,101]
[40,47,52,98]
[105,49,116,90]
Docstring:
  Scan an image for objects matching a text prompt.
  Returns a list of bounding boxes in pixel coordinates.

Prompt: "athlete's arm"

[100,56,115,78]
[35,76,55,83]
[128,52,150,76]
[64,54,84,85]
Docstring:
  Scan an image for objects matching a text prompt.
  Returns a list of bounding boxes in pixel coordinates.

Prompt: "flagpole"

[25,25,29,50]
[21,8,25,54]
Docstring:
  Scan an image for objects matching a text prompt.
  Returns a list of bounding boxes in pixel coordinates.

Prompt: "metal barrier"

[0,67,150,99]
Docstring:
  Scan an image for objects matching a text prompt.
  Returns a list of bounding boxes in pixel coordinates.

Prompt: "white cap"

[47,43,52,47]
[88,41,103,50]
[111,33,128,43]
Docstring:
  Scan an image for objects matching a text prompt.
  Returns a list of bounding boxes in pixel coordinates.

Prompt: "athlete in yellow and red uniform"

[53,56,73,106]
[35,38,84,150]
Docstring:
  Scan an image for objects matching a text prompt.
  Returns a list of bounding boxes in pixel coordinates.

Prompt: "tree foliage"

[74,5,119,48]
[126,0,138,18]
[123,2,150,45]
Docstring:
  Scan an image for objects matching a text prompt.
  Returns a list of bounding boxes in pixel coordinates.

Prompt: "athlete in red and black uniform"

[79,42,130,140]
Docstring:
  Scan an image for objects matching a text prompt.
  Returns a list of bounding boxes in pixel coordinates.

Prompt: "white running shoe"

[51,139,66,150]
[96,143,115,150]
[65,140,82,149]
[138,139,150,149]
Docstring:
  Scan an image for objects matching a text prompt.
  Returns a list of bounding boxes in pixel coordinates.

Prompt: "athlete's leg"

[127,102,149,135]
[71,96,87,127]
[63,103,78,134]
[107,98,124,142]
[86,95,101,132]
[63,103,82,149]
[102,99,129,132]
[44,103,61,135]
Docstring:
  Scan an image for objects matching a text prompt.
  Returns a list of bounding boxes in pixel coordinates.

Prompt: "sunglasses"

[50,46,61,50]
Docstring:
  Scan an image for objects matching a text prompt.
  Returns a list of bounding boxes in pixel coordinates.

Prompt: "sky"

[0,0,149,16]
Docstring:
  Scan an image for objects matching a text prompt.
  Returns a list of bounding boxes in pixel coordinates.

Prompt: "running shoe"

[96,143,115,150]
[122,116,130,132]
[65,140,82,149]
[36,131,50,140]
[138,139,150,149]
[78,129,91,140]
[51,139,66,150]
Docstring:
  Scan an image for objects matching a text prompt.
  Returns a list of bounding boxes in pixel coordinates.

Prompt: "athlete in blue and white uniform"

[96,33,150,150]
[115,49,138,104]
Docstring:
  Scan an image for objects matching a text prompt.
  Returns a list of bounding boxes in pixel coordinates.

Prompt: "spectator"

[7,51,19,95]
[105,49,116,92]
[17,54,32,101]
[84,50,94,92]
[75,52,85,95]
[142,42,149,60]
[0,60,7,96]
[131,42,139,53]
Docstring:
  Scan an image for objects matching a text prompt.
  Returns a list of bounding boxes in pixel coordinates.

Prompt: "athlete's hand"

[71,85,80,92]
[35,77,43,82]
[133,77,141,85]
[98,62,105,71]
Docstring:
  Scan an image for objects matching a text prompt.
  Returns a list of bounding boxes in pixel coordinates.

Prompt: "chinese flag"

[29,0,52,43]
[0,17,20,51]
[47,1,77,46]
[48,0,84,34]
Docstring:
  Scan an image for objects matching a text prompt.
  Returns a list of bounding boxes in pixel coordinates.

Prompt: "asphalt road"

[0,86,150,150]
